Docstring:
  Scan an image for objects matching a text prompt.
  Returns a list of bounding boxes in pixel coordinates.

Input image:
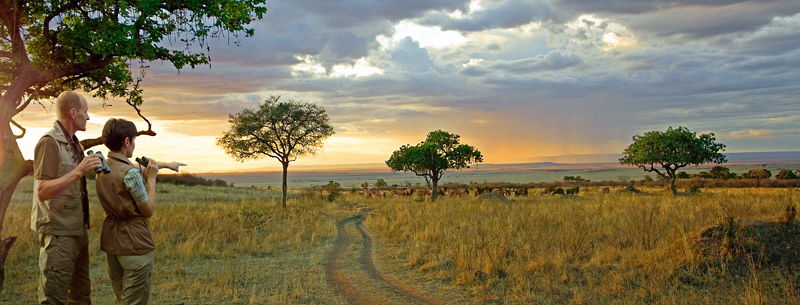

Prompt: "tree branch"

[79,129,156,150]
[10,120,25,139]
[42,0,83,42]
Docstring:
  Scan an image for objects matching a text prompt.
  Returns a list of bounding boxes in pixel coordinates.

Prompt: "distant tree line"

[677,167,800,181]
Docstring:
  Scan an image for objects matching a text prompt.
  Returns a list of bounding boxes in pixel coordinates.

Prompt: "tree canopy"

[776,170,799,180]
[0,0,266,294]
[620,126,726,195]
[217,96,335,207]
[745,168,772,187]
[385,130,482,201]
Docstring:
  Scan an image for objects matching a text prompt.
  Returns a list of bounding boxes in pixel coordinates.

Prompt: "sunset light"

[8,0,800,174]
[3,1,800,303]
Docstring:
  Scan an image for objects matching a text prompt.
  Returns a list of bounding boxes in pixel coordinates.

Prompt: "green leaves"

[386,130,483,179]
[216,95,335,163]
[2,0,266,108]
[620,126,727,194]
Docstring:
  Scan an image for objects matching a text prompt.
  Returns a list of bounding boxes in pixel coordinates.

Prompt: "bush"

[776,170,799,180]
[324,181,341,202]
[157,173,229,187]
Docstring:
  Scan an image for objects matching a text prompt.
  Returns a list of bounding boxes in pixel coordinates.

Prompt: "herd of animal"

[361,186,613,198]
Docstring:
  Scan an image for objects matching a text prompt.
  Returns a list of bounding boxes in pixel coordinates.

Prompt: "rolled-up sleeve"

[123,168,149,205]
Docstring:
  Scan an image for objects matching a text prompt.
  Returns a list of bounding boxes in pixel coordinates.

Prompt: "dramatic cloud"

[17,0,800,172]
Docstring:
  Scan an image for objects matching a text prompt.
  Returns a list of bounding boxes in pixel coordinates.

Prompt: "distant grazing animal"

[514,188,528,196]
[553,188,565,195]
[392,188,413,197]
[599,187,610,194]
[445,188,468,196]
[541,187,557,195]
[565,187,580,195]
[363,189,386,198]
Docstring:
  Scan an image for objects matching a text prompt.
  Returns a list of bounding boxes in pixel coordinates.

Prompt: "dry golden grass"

[2,176,352,304]
[360,186,800,304]
[3,178,800,304]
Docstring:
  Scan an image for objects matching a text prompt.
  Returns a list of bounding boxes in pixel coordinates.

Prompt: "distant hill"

[512,151,800,165]
[724,151,800,163]
[198,151,800,175]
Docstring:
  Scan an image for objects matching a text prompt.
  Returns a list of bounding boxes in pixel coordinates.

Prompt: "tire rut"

[326,214,449,305]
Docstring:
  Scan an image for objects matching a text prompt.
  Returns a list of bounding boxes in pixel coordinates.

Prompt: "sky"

[15,0,800,173]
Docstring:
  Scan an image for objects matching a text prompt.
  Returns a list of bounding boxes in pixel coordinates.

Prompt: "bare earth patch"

[326,214,450,305]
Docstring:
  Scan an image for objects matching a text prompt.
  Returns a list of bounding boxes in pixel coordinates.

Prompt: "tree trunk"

[0,236,17,293]
[431,176,439,201]
[281,161,288,208]
[0,112,34,297]
[670,176,677,195]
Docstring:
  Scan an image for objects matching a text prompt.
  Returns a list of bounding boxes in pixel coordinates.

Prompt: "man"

[32,91,102,304]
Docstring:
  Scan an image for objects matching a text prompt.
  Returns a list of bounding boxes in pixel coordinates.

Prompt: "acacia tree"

[386,130,483,201]
[746,168,771,187]
[0,0,266,293]
[620,126,726,195]
[217,96,335,208]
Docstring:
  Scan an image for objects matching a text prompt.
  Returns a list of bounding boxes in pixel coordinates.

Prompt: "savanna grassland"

[3,175,800,304]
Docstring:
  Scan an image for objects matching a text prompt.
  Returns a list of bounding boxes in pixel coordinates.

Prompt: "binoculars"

[135,156,150,167]
[86,150,110,174]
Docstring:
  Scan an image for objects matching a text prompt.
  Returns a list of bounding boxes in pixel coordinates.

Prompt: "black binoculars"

[86,150,110,174]
[135,156,150,167]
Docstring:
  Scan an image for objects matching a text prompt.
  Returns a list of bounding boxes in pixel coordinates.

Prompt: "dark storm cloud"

[617,1,800,39]
[200,0,471,72]
[416,0,553,32]
[551,0,753,15]
[287,0,470,28]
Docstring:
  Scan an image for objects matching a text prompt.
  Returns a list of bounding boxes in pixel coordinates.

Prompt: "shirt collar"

[55,120,81,146]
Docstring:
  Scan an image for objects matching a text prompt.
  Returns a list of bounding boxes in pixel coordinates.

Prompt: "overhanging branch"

[10,120,24,139]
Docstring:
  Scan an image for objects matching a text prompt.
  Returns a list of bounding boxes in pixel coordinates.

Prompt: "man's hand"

[76,154,103,176]
[36,154,102,202]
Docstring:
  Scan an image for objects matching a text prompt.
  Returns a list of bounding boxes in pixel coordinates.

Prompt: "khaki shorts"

[37,229,91,305]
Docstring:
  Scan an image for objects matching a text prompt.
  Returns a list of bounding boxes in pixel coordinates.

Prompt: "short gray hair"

[55,91,84,119]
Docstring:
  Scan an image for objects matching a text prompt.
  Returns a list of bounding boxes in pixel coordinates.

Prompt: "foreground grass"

[3,176,352,304]
[5,178,800,304]
[361,187,800,304]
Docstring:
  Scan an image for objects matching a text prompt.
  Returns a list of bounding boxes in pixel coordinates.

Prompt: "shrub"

[776,170,799,180]
[157,173,229,187]
[324,181,341,202]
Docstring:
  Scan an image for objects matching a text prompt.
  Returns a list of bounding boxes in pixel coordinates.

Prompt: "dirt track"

[325,214,449,305]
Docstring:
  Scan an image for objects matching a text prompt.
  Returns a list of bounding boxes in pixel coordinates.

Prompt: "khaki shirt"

[96,152,155,256]
[31,121,89,236]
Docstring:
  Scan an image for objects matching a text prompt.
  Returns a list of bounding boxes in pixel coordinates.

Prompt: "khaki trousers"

[106,250,154,305]
[37,228,91,305]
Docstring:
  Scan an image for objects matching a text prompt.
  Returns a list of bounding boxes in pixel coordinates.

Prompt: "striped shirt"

[123,168,149,205]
